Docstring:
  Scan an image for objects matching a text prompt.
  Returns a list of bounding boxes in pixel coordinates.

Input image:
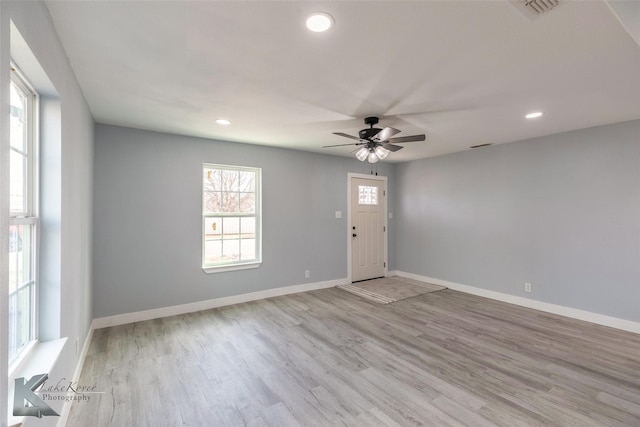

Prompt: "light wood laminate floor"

[68,288,640,426]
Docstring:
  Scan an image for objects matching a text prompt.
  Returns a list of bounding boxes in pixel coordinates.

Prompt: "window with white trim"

[202,164,261,272]
[8,66,38,366]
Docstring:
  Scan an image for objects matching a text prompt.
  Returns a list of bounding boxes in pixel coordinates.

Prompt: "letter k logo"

[13,374,60,417]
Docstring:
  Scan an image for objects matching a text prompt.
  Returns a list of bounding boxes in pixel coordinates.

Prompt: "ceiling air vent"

[510,0,559,20]
[525,0,559,14]
[470,143,492,149]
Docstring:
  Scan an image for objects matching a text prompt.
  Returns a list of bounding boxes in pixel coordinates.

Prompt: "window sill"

[203,261,261,274]
[8,337,68,427]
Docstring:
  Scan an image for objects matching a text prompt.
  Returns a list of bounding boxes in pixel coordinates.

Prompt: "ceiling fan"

[323,117,426,163]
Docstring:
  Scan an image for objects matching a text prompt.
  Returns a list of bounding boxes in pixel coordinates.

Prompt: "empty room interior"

[1,1,640,426]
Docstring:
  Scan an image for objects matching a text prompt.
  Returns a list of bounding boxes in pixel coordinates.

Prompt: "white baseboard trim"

[56,326,94,427]
[391,271,640,335]
[93,278,346,329]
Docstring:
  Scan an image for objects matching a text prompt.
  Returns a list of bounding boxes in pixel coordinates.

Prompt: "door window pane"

[359,185,378,205]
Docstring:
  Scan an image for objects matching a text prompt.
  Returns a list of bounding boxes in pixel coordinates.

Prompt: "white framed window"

[8,65,38,367]
[202,164,261,273]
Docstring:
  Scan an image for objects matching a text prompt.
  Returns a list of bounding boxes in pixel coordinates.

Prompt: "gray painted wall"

[93,124,395,318]
[395,120,640,322]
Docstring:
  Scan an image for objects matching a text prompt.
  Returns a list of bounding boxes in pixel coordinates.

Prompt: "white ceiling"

[45,0,640,162]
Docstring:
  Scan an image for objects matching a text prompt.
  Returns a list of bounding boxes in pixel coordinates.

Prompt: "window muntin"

[203,164,261,270]
[8,68,38,366]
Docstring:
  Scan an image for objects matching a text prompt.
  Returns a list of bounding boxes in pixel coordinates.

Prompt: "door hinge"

[383,190,386,196]
[384,262,386,268]
[383,226,386,232]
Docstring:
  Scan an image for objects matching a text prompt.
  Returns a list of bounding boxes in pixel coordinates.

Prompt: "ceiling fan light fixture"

[367,150,379,164]
[324,117,426,162]
[355,146,369,161]
[306,13,333,32]
[374,145,390,160]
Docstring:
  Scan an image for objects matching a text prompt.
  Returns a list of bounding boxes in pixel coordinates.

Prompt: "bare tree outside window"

[203,169,255,214]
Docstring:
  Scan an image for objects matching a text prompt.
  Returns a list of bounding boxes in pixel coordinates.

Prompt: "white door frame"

[347,173,388,283]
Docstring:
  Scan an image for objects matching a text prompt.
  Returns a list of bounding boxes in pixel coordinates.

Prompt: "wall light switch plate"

[335,211,342,219]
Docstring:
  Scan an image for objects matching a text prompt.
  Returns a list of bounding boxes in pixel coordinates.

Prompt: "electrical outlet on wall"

[524,282,532,293]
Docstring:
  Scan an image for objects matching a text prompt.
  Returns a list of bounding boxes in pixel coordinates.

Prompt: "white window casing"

[202,163,262,273]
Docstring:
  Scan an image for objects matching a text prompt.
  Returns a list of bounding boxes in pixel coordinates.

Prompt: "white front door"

[350,176,386,282]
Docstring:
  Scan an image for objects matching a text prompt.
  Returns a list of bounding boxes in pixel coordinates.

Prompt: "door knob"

[352,233,357,237]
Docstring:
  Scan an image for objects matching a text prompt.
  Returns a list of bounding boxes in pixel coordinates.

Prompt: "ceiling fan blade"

[382,143,403,152]
[323,142,363,148]
[332,132,360,141]
[373,126,401,142]
[387,134,426,143]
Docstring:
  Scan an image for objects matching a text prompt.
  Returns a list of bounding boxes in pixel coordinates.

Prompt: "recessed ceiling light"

[306,13,333,32]
[525,111,543,119]
[215,119,231,126]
